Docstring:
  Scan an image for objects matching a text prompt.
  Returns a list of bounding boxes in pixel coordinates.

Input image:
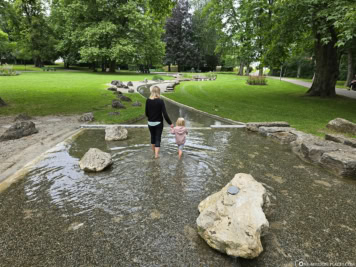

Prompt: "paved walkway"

[270,77,356,99]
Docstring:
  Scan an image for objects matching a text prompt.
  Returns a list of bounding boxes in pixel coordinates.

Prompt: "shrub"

[0,64,19,76]
[152,75,164,81]
[246,76,267,85]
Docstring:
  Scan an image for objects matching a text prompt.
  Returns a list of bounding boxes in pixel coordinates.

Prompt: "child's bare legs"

[178,149,183,159]
[178,144,184,159]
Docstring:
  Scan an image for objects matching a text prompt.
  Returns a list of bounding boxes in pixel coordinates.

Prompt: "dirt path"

[0,115,82,183]
[270,77,356,99]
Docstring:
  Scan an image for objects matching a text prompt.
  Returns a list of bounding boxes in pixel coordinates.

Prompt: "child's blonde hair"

[149,86,160,99]
[176,117,185,126]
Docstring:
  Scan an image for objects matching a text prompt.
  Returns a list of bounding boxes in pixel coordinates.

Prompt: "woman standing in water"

[145,86,173,158]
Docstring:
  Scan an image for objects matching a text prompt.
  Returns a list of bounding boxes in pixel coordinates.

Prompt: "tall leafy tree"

[164,0,200,71]
[52,0,169,71]
[12,0,57,67]
[267,0,356,96]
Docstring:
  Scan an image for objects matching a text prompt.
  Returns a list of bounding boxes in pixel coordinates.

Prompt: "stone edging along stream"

[246,122,356,179]
[0,129,86,193]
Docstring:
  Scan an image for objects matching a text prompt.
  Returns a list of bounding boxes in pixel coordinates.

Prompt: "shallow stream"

[0,88,355,266]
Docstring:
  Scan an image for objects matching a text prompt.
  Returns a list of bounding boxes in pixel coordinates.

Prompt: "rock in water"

[79,112,94,122]
[0,121,38,141]
[0,97,6,107]
[79,148,112,172]
[326,118,356,135]
[196,173,270,259]
[127,81,133,86]
[105,126,128,141]
[112,100,126,109]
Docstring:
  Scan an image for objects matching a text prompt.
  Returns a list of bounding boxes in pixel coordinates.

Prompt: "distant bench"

[41,67,56,71]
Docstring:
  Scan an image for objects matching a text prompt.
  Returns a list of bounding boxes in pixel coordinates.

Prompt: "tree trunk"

[259,67,263,76]
[34,56,42,67]
[344,48,354,87]
[245,63,250,76]
[238,62,244,75]
[297,63,302,78]
[168,64,171,72]
[109,61,116,73]
[306,31,338,97]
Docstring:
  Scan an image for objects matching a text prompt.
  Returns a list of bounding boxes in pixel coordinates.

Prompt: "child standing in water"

[171,118,188,159]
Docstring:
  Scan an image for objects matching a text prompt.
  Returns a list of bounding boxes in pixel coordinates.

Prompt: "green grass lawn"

[164,74,356,136]
[0,71,173,123]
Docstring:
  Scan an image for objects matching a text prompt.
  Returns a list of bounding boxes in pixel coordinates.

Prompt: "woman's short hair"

[150,86,161,99]
[176,117,185,126]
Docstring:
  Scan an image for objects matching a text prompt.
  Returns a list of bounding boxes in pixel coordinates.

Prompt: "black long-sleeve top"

[145,98,172,125]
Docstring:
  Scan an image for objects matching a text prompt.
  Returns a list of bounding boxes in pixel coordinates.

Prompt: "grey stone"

[320,151,356,178]
[325,134,356,148]
[114,91,123,95]
[127,81,133,86]
[112,100,126,109]
[79,148,112,172]
[14,113,32,121]
[107,87,117,91]
[128,89,135,93]
[197,173,269,259]
[0,97,6,107]
[246,122,290,132]
[258,127,297,144]
[131,101,142,107]
[79,112,94,122]
[326,118,356,135]
[118,95,132,102]
[0,121,38,141]
[105,126,128,141]
[111,80,124,87]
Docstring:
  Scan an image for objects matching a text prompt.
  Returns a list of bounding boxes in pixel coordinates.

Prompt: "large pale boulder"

[79,148,112,172]
[105,126,128,141]
[326,118,356,135]
[196,173,269,259]
[0,121,38,141]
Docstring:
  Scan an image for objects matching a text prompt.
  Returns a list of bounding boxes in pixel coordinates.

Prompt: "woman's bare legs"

[155,147,160,158]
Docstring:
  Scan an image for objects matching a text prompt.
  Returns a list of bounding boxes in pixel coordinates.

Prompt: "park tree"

[191,0,220,71]
[267,0,356,97]
[164,0,201,72]
[11,0,57,67]
[51,0,170,71]
[205,0,272,75]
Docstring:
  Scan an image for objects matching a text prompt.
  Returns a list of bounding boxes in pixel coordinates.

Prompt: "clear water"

[0,89,355,266]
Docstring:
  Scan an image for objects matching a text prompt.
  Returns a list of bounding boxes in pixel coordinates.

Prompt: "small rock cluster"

[111,80,129,89]
[247,119,356,178]
[197,173,270,259]
[79,126,128,172]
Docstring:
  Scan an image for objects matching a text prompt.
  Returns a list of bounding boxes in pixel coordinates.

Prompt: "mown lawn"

[164,74,356,136]
[0,71,171,123]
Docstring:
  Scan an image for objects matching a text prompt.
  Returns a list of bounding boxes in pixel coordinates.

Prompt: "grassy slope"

[0,72,171,123]
[164,74,356,136]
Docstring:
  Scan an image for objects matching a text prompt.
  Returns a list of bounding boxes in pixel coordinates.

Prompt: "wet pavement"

[0,89,356,266]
